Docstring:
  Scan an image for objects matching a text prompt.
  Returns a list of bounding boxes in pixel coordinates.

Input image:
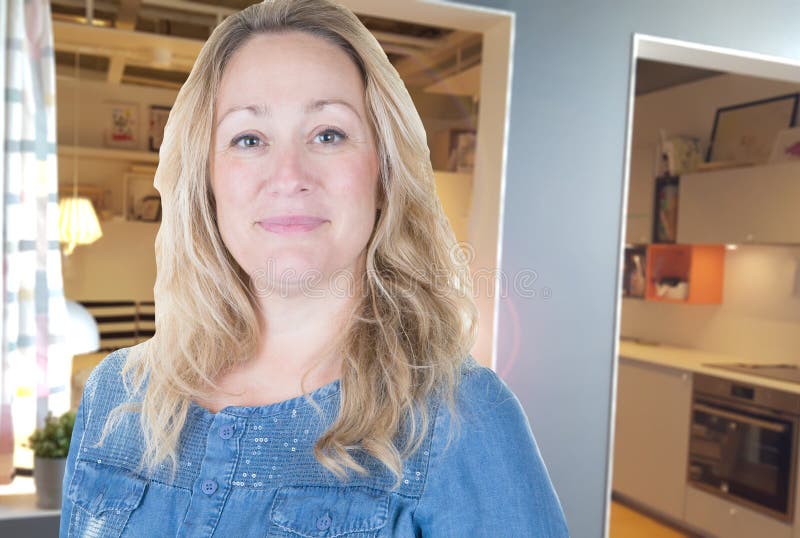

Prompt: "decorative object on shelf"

[656,131,703,175]
[148,105,171,152]
[622,245,647,298]
[706,92,799,165]
[654,277,688,300]
[125,172,159,220]
[104,101,139,149]
[653,175,679,243]
[59,50,102,255]
[139,195,162,222]
[645,244,725,305]
[768,127,800,163]
[447,129,476,173]
[24,410,76,509]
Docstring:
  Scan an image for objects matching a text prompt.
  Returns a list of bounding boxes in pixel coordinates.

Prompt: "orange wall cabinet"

[645,244,725,305]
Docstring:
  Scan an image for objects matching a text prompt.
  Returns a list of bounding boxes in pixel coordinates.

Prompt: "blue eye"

[315,128,347,144]
[232,134,262,149]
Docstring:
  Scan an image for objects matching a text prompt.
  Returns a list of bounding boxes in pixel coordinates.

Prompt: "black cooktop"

[706,362,800,385]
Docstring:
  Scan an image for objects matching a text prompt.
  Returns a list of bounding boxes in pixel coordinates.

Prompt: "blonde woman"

[59,1,569,536]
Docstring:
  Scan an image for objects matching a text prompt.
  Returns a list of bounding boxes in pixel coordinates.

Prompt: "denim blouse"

[59,346,569,537]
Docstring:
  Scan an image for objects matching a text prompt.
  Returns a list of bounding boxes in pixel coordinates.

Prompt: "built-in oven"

[689,373,800,522]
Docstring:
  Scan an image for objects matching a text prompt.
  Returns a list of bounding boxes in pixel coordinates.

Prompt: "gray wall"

[452,1,800,536]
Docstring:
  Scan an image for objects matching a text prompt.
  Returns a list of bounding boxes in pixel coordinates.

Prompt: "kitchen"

[612,38,800,538]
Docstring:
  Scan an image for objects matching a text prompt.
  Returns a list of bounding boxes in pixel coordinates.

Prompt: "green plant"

[25,410,76,458]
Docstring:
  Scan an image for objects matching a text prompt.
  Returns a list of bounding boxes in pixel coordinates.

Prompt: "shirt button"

[201,479,218,495]
[219,424,234,439]
[316,513,332,531]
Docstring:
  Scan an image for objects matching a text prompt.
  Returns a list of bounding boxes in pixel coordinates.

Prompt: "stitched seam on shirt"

[410,394,443,516]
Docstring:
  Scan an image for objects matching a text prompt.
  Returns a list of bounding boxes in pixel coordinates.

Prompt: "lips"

[258,215,328,234]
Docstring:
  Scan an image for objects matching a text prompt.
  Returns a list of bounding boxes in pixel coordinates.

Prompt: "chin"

[247,255,325,294]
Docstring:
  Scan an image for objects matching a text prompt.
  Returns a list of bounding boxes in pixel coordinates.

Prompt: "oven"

[689,373,800,522]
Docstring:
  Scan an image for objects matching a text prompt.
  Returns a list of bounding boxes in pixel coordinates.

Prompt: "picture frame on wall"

[139,196,162,222]
[653,175,679,243]
[104,102,139,149]
[447,129,476,173]
[148,105,171,152]
[706,93,799,165]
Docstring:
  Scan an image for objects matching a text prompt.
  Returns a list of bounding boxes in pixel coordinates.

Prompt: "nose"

[264,142,312,198]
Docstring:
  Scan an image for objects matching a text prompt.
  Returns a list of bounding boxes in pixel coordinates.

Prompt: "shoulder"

[448,354,526,429]
[80,344,146,429]
[414,357,570,535]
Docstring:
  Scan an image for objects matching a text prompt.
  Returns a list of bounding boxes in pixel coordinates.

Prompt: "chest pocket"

[268,485,389,538]
[66,459,147,538]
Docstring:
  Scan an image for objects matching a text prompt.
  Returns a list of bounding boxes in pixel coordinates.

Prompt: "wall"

[450,1,800,536]
[56,73,176,301]
[622,73,800,362]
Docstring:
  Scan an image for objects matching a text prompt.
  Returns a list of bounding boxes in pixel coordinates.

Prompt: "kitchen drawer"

[685,485,792,538]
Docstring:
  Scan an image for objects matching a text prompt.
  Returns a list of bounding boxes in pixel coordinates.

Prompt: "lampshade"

[65,300,100,355]
[58,197,103,255]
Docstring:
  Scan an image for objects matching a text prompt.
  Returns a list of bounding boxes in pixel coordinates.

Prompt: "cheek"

[212,158,260,206]
[336,154,379,208]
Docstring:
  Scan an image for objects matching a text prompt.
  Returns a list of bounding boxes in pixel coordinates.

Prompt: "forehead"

[215,31,365,112]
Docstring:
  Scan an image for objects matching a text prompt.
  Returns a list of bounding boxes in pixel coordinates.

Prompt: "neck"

[249,265,365,382]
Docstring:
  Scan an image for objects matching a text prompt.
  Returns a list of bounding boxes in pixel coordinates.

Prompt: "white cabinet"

[677,161,800,245]
[613,358,692,521]
[685,485,792,538]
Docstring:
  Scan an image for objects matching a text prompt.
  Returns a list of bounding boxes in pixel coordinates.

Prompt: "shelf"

[645,244,725,305]
[58,145,159,164]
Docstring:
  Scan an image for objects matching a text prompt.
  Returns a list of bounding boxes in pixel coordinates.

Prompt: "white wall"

[622,73,800,363]
[62,220,159,301]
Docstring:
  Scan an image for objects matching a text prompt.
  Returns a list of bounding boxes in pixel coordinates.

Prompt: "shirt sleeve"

[412,366,570,537]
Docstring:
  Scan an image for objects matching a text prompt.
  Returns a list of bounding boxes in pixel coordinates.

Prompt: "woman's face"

[210,31,380,295]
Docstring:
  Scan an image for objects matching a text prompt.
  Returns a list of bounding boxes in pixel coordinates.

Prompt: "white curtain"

[0,0,69,483]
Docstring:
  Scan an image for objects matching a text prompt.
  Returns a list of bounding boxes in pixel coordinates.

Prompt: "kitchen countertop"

[618,339,800,394]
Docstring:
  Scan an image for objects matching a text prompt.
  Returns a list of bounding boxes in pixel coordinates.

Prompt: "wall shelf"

[645,244,725,305]
[58,145,159,164]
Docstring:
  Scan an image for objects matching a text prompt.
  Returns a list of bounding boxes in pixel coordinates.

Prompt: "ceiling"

[50,0,482,94]
[49,1,723,98]
[636,59,723,96]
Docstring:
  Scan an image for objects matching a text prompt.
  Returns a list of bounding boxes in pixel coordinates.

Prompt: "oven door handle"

[693,403,788,433]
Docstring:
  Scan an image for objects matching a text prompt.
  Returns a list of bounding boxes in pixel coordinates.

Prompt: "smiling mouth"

[257,216,328,234]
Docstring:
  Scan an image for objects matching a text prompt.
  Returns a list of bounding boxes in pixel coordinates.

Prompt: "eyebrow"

[215,98,362,128]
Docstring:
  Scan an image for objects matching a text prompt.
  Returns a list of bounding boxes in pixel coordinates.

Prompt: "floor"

[609,501,689,538]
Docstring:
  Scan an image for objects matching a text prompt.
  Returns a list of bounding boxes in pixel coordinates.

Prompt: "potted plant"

[25,410,76,509]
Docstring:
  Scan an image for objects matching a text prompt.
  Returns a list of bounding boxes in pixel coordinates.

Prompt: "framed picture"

[139,196,162,222]
[652,175,679,243]
[447,129,476,173]
[706,93,799,164]
[104,102,139,149]
[149,105,171,152]
[768,127,800,163]
[622,246,647,299]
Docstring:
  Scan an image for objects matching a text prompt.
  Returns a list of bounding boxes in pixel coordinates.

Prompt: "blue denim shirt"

[60,346,569,537]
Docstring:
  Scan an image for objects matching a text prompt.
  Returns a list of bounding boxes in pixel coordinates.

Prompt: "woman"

[60,1,569,536]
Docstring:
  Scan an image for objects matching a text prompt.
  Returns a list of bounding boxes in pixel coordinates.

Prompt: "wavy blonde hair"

[101,0,478,488]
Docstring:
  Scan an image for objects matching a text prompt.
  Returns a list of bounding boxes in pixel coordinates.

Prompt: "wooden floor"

[609,501,689,538]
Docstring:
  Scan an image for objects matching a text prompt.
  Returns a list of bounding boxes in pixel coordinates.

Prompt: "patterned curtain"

[0,0,69,483]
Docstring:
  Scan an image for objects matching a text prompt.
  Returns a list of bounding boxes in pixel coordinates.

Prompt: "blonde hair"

[101,0,478,488]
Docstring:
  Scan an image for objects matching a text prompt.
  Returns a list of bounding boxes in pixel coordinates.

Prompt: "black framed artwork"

[706,93,799,164]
